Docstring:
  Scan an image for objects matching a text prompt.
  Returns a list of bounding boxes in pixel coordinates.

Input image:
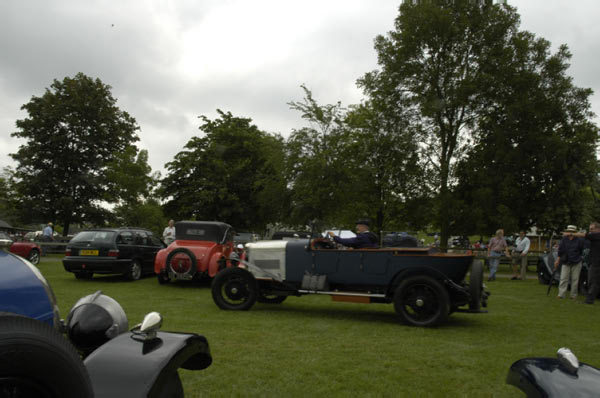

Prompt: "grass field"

[37,255,599,397]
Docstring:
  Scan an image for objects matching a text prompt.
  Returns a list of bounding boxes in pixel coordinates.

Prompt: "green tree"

[10,73,140,235]
[344,100,428,233]
[285,86,353,227]
[160,110,287,233]
[359,1,555,247]
[0,168,19,225]
[453,35,599,236]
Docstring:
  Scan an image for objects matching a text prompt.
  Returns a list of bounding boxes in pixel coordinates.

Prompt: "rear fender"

[208,252,224,277]
[387,266,450,297]
[84,330,212,398]
[154,249,168,274]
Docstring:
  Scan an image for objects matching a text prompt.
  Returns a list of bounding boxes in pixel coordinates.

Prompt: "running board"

[297,290,387,298]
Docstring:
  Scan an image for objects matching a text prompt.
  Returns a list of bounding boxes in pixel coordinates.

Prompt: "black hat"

[355,219,370,226]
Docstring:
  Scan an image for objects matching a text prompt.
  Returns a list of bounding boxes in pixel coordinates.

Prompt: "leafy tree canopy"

[10,73,140,235]
[160,110,287,233]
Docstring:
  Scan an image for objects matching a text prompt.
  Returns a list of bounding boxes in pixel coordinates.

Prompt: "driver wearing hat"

[328,219,378,249]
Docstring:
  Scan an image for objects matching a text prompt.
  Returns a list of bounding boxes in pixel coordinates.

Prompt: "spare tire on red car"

[166,248,197,279]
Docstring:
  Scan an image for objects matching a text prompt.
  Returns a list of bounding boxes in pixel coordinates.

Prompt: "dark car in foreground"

[211,237,489,327]
[0,245,212,397]
[507,347,600,397]
[63,227,165,280]
[0,230,41,265]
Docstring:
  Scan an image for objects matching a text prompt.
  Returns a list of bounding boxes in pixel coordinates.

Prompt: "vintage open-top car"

[0,243,212,397]
[154,221,236,284]
[210,237,488,327]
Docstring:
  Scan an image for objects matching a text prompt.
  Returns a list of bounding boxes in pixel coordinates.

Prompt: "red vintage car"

[154,221,236,284]
[0,231,41,265]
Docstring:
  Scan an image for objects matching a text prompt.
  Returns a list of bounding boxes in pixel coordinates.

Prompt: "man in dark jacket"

[328,219,378,249]
[571,222,600,304]
[554,225,585,299]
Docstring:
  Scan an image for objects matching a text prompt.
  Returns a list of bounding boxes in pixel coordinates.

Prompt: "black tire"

[74,270,93,280]
[27,249,41,265]
[257,293,287,304]
[0,314,93,398]
[211,267,257,310]
[166,248,197,278]
[125,259,142,281]
[157,272,171,285]
[469,260,484,311]
[393,275,450,327]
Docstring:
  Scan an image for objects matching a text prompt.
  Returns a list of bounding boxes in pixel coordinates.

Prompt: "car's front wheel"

[211,267,257,310]
[0,314,94,398]
[27,249,40,265]
[393,275,450,327]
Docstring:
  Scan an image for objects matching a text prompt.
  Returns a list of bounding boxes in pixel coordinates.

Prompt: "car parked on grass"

[63,227,165,281]
[211,236,489,327]
[154,221,236,284]
[0,243,212,397]
[0,230,41,265]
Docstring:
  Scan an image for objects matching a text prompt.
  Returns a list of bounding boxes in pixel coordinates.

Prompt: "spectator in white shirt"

[511,230,531,280]
[163,220,176,245]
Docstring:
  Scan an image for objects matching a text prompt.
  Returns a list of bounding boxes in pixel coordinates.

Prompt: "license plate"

[80,249,99,256]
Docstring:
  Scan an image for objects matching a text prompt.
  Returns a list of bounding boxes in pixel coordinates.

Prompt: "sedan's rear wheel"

[211,267,257,310]
[28,249,41,265]
[126,259,142,281]
[393,275,450,327]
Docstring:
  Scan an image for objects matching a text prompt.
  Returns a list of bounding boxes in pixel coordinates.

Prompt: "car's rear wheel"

[0,314,94,398]
[27,249,40,265]
[211,267,257,310]
[469,260,484,311]
[257,293,287,304]
[125,259,142,281]
[74,270,93,280]
[393,275,450,327]
[166,248,197,278]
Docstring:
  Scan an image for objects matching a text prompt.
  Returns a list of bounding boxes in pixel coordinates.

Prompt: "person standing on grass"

[554,225,585,299]
[41,222,53,256]
[510,231,531,280]
[570,222,600,304]
[487,229,510,281]
[163,219,176,245]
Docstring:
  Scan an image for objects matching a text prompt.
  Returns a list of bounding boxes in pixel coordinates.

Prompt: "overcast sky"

[1,0,599,176]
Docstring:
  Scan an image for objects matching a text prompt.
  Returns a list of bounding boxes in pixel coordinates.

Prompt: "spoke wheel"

[394,276,449,327]
[211,267,257,310]
[126,259,142,281]
[28,249,40,265]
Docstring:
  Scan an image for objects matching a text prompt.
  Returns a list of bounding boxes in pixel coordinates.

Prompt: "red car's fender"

[153,248,169,274]
[208,252,224,278]
[10,241,40,258]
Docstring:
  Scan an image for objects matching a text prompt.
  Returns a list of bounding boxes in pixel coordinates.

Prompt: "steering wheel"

[310,237,335,250]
